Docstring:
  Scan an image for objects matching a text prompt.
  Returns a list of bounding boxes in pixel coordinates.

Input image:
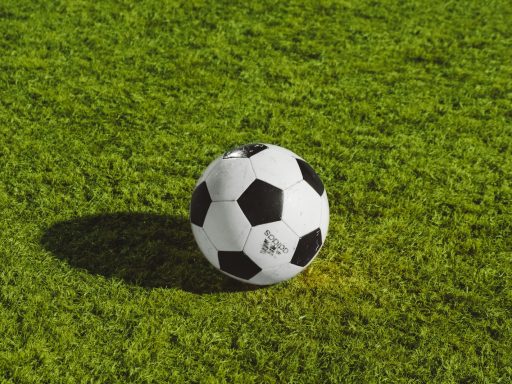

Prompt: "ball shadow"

[40,213,260,294]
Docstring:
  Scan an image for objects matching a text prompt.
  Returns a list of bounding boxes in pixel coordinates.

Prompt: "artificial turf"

[1,0,511,382]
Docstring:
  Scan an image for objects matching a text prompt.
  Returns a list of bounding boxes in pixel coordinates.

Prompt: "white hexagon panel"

[205,157,256,201]
[250,147,303,190]
[282,180,322,237]
[243,221,300,269]
[203,201,251,251]
[249,263,304,286]
[191,224,219,269]
[265,143,303,160]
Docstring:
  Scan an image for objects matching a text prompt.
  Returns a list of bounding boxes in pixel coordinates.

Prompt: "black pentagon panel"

[218,251,262,280]
[291,228,322,267]
[223,143,268,159]
[237,179,283,226]
[296,158,324,196]
[190,181,212,227]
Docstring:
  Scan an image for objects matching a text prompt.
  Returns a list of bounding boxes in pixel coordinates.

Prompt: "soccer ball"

[190,143,329,285]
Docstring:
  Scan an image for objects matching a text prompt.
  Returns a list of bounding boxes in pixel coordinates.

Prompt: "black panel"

[223,143,268,159]
[296,158,324,195]
[237,179,283,226]
[190,181,212,227]
[218,251,262,280]
[291,228,322,267]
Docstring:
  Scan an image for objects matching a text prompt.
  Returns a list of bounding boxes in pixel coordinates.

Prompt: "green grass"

[1,0,511,382]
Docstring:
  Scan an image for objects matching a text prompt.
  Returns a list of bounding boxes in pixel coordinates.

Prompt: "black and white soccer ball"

[190,143,329,285]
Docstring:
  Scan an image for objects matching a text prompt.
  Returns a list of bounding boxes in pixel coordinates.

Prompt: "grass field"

[1,0,511,382]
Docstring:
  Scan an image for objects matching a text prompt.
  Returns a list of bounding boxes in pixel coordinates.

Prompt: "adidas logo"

[260,229,289,256]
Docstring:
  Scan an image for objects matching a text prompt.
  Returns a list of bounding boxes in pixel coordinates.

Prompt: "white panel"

[282,180,322,237]
[250,147,303,190]
[264,144,303,160]
[205,158,256,201]
[243,221,299,269]
[319,192,329,242]
[191,224,219,269]
[249,263,304,285]
[195,157,222,187]
[203,201,251,251]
